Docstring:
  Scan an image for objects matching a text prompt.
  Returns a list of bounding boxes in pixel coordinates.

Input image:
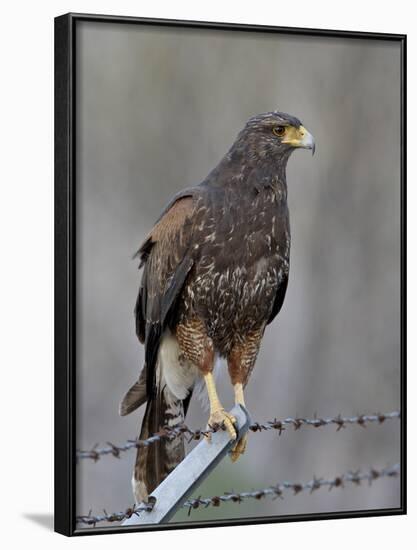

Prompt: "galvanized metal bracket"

[122,404,251,526]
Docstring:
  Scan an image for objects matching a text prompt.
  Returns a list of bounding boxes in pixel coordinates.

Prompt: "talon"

[207,409,237,441]
[230,433,247,462]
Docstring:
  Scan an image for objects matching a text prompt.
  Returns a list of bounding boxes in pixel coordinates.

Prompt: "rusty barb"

[76,410,400,462]
[76,463,400,526]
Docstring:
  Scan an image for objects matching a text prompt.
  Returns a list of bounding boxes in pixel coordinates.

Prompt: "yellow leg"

[204,373,237,440]
[230,383,247,462]
[234,383,245,406]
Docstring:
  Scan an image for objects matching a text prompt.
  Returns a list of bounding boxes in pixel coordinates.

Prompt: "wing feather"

[135,193,198,398]
[267,272,289,324]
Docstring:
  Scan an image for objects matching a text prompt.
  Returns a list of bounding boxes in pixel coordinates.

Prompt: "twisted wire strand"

[76,411,400,462]
[76,463,400,526]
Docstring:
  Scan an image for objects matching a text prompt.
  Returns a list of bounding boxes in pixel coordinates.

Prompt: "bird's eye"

[273,126,286,137]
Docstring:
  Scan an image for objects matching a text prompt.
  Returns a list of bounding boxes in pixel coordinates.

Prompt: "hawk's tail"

[119,368,187,504]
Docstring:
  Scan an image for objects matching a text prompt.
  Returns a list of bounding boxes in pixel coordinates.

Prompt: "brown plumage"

[120,111,315,502]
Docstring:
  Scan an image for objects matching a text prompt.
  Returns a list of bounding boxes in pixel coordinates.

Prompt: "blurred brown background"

[75,21,401,526]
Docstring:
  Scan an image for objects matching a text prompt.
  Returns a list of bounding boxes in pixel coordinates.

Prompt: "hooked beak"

[298,126,316,155]
[282,125,316,155]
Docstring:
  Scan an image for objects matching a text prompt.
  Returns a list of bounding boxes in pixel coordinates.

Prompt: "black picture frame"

[54,12,407,537]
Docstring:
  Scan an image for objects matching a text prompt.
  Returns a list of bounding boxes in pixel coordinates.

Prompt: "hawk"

[120,111,315,503]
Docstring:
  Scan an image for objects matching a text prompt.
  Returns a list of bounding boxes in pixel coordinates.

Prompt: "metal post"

[122,404,251,526]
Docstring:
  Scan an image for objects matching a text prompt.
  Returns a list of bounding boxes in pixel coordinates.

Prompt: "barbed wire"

[183,464,400,515]
[76,410,400,462]
[76,463,400,526]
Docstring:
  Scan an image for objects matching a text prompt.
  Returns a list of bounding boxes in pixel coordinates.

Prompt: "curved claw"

[230,433,247,462]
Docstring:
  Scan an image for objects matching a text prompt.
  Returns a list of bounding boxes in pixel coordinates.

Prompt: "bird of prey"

[120,111,315,504]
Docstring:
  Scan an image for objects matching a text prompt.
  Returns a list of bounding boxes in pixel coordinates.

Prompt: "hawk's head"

[235,111,315,162]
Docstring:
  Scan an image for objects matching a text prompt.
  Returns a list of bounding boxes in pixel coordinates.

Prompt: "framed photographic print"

[54,13,406,536]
